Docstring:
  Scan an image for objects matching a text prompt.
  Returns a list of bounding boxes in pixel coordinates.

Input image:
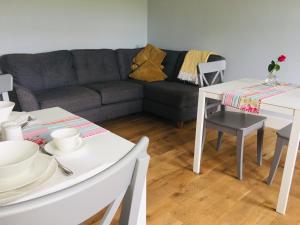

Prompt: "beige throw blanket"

[178,50,214,84]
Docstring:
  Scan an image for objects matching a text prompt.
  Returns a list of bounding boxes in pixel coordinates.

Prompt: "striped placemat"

[222,83,300,113]
[23,115,108,144]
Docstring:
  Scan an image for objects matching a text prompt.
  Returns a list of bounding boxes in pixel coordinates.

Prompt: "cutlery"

[21,116,36,129]
[39,144,74,176]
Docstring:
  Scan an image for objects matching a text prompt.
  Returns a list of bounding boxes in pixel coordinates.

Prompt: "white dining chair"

[267,124,299,185]
[197,60,226,116]
[0,74,13,101]
[198,60,266,180]
[0,136,150,225]
[197,60,226,88]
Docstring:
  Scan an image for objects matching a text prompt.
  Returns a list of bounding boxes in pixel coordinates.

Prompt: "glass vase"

[264,71,279,86]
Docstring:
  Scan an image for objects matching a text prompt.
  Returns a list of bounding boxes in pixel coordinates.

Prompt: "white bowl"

[0,101,15,123]
[50,128,80,152]
[0,141,39,179]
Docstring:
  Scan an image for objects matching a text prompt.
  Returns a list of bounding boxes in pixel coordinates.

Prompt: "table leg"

[137,178,146,225]
[193,90,206,174]
[276,109,300,214]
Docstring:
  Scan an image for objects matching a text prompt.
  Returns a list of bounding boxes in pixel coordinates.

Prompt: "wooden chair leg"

[267,137,285,185]
[236,131,245,180]
[176,121,184,128]
[257,126,264,166]
[216,131,223,151]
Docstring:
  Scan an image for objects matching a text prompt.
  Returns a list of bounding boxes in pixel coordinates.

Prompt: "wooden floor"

[85,113,300,225]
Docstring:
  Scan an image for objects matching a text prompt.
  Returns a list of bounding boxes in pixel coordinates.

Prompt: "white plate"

[0,156,57,206]
[44,138,84,156]
[0,153,56,193]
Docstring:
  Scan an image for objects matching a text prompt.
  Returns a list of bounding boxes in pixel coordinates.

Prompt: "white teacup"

[50,128,81,152]
[1,121,24,141]
[0,101,15,123]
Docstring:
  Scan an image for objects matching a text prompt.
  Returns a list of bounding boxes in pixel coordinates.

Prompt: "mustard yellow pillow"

[131,44,166,70]
[129,60,167,82]
[130,44,167,82]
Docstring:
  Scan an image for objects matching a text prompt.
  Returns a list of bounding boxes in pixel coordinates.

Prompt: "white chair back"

[197,60,226,87]
[0,136,150,225]
[0,74,13,101]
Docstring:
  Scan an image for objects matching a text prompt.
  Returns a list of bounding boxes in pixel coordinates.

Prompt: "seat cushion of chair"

[277,124,292,139]
[86,81,143,105]
[36,86,101,112]
[144,81,199,109]
[206,111,266,130]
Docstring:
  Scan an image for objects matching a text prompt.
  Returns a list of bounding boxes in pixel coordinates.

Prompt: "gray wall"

[0,0,147,54]
[148,0,300,83]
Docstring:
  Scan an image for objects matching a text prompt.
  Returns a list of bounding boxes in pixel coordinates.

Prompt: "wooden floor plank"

[85,113,300,225]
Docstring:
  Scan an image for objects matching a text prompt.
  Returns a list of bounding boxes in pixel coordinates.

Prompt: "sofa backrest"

[116,48,141,80]
[165,51,226,84]
[162,50,187,81]
[0,47,226,91]
[72,49,120,85]
[115,48,187,81]
[0,50,77,91]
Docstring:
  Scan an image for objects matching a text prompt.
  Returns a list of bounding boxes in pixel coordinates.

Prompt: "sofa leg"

[176,121,184,128]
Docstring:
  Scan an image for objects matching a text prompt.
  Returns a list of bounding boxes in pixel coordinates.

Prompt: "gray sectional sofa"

[0,48,224,126]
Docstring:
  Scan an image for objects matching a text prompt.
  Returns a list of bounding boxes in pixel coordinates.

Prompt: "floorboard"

[85,113,300,225]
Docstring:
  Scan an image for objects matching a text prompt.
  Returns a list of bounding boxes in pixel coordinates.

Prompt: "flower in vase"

[278,55,286,62]
[268,54,287,74]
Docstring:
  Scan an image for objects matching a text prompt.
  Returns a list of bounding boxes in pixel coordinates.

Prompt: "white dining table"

[193,78,300,214]
[8,107,146,225]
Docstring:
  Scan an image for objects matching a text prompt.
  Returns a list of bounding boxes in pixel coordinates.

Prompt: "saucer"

[0,153,56,193]
[44,138,84,156]
[0,157,57,205]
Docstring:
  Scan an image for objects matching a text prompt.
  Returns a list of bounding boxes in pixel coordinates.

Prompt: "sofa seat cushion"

[86,81,143,105]
[72,49,121,85]
[36,86,101,112]
[144,81,199,109]
[0,50,77,91]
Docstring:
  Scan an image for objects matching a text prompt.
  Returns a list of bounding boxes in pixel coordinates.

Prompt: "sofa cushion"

[116,48,141,80]
[86,81,143,105]
[72,49,120,85]
[169,51,188,82]
[0,50,77,91]
[129,45,167,82]
[36,86,101,112]
[144,81,198,109]
[162,50,182,81]
[130,60,167,82]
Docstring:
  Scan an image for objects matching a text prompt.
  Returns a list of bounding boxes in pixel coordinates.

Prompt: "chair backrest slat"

[198,60,226,87]
[0,137,150,225]
[0,74,13,101]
